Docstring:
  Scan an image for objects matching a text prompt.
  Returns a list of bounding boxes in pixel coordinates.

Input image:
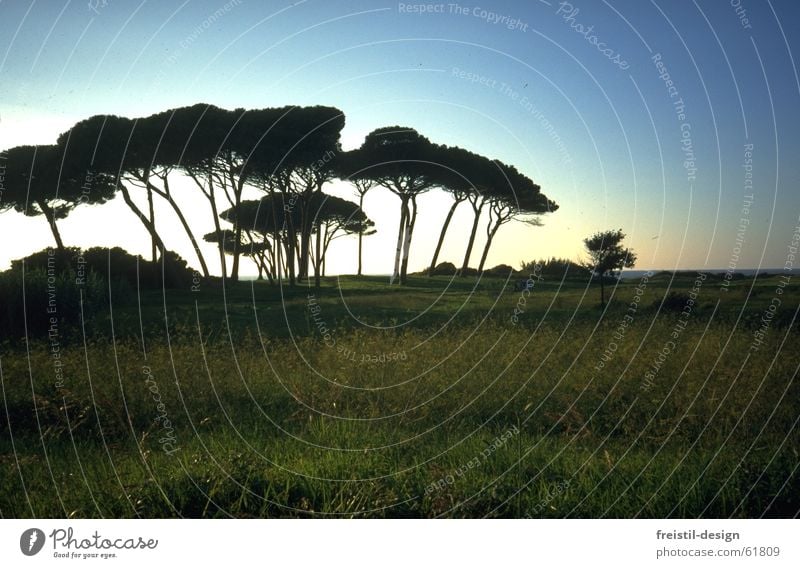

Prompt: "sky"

[1,0,799,276]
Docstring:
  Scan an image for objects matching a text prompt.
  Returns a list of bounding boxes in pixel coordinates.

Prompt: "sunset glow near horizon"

[1,0,799,276]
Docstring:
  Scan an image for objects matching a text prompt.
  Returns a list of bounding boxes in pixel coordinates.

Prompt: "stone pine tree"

[58,114,171,264]
[475,160,557,274]
[426,144,475,276]
[337,149,378,277]
[344,127,439,285]
[582,228,637,306]
[1,144,115,250]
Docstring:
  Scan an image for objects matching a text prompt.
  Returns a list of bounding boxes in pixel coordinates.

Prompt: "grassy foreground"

[1,273,798,517]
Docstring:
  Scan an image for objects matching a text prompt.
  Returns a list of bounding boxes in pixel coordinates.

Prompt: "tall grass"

[1,305,797,517]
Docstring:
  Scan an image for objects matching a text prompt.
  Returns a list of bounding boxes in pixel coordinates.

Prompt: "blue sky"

[1,0,799,275]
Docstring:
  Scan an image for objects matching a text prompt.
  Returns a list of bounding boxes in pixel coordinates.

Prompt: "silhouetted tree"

[427,145,481,276]
[344,127,439,284]
[159,104,237,278]
[130,108,212,276]
[203,229,272,281]
[231,106,345,286]
[338,150,378,276]
[457,152,499,275]
[305,192,375,286]
[220,195,291,281]
[1,144,115,249]
[221,192,373,285]
[475,161,557,274]
[582,228,637,306]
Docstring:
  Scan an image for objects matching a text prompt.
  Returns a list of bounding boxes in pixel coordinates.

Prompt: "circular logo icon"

[20,528,45,556]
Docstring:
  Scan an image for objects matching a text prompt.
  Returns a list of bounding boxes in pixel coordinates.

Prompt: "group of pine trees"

[0,103,558,285]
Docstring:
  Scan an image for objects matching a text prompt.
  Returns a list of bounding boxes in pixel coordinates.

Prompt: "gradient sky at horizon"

[1,0,799,276]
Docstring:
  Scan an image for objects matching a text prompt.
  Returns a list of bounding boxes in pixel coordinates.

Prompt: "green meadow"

[1,272,798,518]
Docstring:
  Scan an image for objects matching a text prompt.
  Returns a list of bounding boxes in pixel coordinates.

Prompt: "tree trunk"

[36,199,65,250]
[322,225,334,278]
[188,168,227,279]
[477,218,503,274]
[314,219,322,289]
[399,197,417,285]
[208,188,227,279]
[460,199,484,276]
[230,177,247,283]
[269,235,277,282]
[275,233,284,283]
[391,197,408,284]
[149,178,210,278]
[286,212,297,286]
[600,274,605,306]
[428,196,462,275]
[231,226,241,282]
[118,183,166,257]
[147,184,157,263]
[298,195,310,280]
[357,193,364,276]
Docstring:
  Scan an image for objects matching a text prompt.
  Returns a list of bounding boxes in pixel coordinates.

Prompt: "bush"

[521,257,586,279]
[0,247,193,341]
[0,265,107,341]
[656,292,692,312]
[429,262,457,276]
[82,247,193,289]
[10,247,81,273]
[484,264,516,277]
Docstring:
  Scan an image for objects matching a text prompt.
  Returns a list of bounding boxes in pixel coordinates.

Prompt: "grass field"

[1,272,798,517]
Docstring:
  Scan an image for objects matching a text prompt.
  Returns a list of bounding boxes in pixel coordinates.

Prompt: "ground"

[1,271,797,517]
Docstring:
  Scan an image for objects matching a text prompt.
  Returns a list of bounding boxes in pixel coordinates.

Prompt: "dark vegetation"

[0,247,193,339]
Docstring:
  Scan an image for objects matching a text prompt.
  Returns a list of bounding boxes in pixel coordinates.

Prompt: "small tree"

[582,229,637,306]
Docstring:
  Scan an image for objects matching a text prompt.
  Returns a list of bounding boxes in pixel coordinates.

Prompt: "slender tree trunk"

[189,168,227,278]
[286,214,297,286]
[477,219,503,274]
[400,197,417,284]
[322,225,333,278]
[428,197,462,275]
[149,178,210,278]
[118,184,166,257]
[269,236,277,282]
[298,194,311,280]
[357,193,364,277]
[269,191,282,283]
[231,228,240,281]
[600,274,605,306]
[314,220,322,289]
[36,200,65,250]
[392,197,408,284]
[230,177,246,283]
[275,233,284,283]
[460,199,484,276]
[209,188,227,279]
[147,185,157,263]
[285,240,292,283]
